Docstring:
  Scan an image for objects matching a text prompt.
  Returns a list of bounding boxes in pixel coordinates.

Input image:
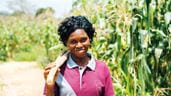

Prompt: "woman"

[43,16,115,96]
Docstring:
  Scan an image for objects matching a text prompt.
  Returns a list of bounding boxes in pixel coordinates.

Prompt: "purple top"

[44,54,115,96]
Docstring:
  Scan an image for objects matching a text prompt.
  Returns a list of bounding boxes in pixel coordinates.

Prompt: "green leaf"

[164,12,171,25]
[154,48,163,63]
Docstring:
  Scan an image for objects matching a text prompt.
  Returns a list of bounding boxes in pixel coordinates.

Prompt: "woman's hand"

[44,62,60,96]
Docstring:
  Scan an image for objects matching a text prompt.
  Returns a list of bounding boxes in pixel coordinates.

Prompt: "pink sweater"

[44,60,115,96]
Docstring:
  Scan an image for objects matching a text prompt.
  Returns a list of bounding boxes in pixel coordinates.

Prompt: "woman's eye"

[71,40,77,44]
[80,38,87,43]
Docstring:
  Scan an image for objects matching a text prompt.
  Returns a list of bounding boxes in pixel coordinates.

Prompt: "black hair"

[58,16,95,46]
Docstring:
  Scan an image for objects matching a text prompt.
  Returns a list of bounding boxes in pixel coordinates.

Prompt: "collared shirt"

[67,53,96,89]
[67,53,96,70]
[44,53,115,96]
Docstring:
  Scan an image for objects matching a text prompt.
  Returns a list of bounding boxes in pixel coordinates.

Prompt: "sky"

[0,0,74,18]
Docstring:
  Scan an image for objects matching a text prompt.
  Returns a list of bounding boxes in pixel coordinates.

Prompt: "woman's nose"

[76,42,83,48]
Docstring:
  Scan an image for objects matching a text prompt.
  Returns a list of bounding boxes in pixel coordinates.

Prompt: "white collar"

[67,53,96,71]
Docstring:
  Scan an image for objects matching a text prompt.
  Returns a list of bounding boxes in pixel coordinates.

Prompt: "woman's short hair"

[58,16,95,46]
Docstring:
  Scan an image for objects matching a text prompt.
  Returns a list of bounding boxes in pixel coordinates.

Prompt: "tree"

[8,0,35,15]
[35,7,55,17]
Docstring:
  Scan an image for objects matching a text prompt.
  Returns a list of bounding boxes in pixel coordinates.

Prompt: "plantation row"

[0,0,171,95]
[0,15,64,62]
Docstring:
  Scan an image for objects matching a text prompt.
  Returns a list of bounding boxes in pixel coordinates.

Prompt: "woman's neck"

[71,54,90,67]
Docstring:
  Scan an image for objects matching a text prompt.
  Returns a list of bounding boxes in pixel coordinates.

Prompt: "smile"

[75,48,85,51]
[76,49,85,52]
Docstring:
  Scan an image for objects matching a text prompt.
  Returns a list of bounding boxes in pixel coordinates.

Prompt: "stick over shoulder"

[46,51,69,85]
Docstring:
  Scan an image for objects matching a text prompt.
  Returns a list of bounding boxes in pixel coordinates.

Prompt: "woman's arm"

[44,63,60,96]
[104,65,115,96]
[46,85,55,96]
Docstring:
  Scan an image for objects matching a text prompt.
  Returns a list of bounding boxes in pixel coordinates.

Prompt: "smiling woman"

[43,16,115,96]
[66,29,91,62]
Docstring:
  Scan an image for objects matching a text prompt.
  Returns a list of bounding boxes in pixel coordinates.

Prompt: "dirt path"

[0,62,45,96]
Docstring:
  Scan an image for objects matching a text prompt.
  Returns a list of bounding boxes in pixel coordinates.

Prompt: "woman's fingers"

[44,69,50,79]
[44,62,56,80]
[45,63,56,70]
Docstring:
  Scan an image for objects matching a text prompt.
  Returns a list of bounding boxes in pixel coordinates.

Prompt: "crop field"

[0,0,171,96]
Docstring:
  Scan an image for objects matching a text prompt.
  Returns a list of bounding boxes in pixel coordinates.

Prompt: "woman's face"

[66,29,90,58]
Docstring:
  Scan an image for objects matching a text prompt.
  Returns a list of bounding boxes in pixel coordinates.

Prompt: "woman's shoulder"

[94,60,111,79]
[95,60,109,69]
[95,60,106,64]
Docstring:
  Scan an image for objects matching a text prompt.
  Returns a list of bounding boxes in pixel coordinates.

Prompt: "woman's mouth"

[75,48,86,53]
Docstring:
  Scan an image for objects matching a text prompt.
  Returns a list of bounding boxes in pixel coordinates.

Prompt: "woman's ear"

[89,39,91,42]
[88,39,91,48]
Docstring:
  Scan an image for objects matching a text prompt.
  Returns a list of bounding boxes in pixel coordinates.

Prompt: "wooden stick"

[46,51,69,85]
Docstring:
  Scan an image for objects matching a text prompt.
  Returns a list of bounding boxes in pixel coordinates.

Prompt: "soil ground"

[0,61,45,96]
